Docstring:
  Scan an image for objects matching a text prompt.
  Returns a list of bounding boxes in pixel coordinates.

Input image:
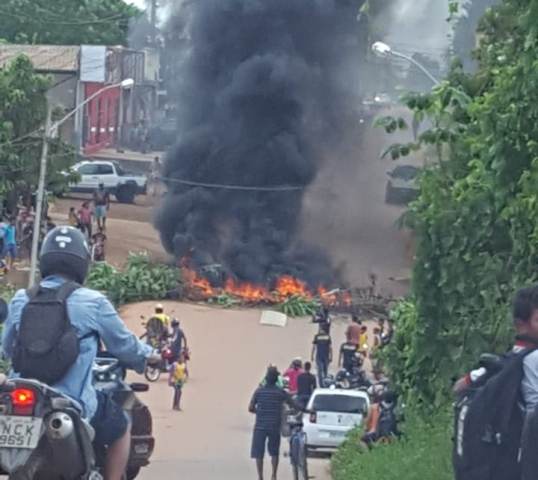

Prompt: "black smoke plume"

[156,0,364,287]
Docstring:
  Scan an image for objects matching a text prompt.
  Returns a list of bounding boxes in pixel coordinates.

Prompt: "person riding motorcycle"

[153,303,171,330]
[361,390,400,447]
[1,226,158,480]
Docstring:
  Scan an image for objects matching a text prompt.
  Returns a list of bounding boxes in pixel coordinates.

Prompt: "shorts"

[3,243,16,258]
[251,429,281,459]
[95,205,107,219]
[91,391,130,447]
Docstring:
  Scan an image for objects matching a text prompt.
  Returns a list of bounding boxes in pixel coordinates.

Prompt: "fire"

[275,275,312,299]
[182,266,215,298]
[225,278,271,303]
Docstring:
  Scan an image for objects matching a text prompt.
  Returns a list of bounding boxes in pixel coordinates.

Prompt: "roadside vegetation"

[86,252,180,306]
[335,0,538,477]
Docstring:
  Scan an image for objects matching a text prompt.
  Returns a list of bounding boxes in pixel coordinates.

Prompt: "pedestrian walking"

[346,314,362,346]
[78,201,93,238]
[93,183,110,231]
[249,367,302,480]
[150,156,161,197]
[311,324,332,387]
[168,353,188,411]
[3,218,17,271]
[296,362,316,409]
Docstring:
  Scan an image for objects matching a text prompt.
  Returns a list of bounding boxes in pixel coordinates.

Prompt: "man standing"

[170,319,188,362]
[346,315,362,346]
[296,362,317,408]
[249,367,302,480]
[339,338,360,373]
[311,324,332,386]
[93,183,110,231]
[3,217,17,271]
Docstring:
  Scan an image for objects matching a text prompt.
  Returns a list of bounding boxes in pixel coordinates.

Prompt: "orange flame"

[224,278,271,303]
[275,275,312,299]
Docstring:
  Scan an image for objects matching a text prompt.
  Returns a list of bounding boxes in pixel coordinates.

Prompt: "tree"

[380,0,538,408]
[0,56,76,213]
[0,0,140,46]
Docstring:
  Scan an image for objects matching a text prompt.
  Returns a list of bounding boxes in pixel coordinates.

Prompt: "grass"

[331,410,453,480]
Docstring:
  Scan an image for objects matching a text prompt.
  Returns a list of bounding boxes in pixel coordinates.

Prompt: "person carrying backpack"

[361,390,400,447]
[453,286,538,480]
[2,226,159,480]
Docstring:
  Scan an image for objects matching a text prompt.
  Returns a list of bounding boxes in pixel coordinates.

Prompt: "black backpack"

[453,349,536,480]
[13,282,81,384]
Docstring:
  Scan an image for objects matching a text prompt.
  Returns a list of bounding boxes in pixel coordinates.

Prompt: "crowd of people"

[248,307,396,480]
[67,183,111,262]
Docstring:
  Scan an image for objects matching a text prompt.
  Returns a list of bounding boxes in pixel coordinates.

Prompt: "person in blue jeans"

[2,226,157,480]
[311,324,332,387]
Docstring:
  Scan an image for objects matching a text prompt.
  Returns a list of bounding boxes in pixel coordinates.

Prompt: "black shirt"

[249,385,293,432]
[297,372,317,396]
[313,333,332,361]
[340,342,358,369]
[171,327,185,356]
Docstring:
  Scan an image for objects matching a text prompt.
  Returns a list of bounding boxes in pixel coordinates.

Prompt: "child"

[91,229,107,262]
[168,353,188,411]
[358,325,369,358]
[68,207,79,227]
[78,201,93,238]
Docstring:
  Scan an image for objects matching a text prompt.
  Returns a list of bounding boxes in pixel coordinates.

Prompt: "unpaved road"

[123,301,349,480]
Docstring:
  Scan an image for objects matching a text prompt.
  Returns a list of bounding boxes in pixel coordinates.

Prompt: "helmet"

[171,318,180,328]
[292,357,303,369]
[155,303,164,313]
[39,226,90,284]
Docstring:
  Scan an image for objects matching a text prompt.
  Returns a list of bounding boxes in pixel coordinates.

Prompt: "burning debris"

[156,0,363,291]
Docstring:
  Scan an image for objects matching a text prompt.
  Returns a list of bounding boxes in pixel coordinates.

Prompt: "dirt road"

[123,301,348,480]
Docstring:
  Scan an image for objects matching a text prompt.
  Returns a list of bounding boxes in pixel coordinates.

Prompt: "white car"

[303,388,370,450]
[385,165,420,204]
[68,161,147,204]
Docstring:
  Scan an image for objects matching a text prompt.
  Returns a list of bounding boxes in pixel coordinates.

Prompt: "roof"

[312,388,370,398]
[0,45,80,72]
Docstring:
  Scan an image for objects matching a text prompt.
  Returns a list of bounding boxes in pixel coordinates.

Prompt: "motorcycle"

[144,344,175,383]
[0,300,155,480]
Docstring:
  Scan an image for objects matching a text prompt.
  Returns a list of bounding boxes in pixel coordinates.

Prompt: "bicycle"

[287,412,309,480]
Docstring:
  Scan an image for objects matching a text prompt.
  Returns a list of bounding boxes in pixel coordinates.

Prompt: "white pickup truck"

[68,161,147,204]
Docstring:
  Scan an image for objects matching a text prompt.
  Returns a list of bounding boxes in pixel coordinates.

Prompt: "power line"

[159,175,305,192]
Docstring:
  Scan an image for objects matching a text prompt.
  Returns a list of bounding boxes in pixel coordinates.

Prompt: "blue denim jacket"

[2,276,152,419]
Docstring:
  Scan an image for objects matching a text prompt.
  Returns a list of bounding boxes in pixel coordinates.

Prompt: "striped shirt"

[249,385,294,432]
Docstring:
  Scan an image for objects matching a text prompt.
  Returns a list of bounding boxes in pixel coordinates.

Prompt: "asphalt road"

[123,301,349,480]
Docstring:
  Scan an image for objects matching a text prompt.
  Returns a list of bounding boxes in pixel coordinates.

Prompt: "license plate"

[0,416,42,449]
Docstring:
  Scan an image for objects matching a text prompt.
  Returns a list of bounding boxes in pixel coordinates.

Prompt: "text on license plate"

[0,416,43,449]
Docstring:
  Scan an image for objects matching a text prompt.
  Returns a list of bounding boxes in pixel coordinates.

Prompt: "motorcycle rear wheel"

[144,366,161,382]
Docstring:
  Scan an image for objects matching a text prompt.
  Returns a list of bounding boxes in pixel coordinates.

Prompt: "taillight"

[11,388,36,415]
[309,412,317,424]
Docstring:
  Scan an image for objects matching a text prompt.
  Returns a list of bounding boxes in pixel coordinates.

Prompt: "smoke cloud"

[155,0,364,287]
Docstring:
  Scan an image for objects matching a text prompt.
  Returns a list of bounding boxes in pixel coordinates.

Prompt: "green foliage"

[380,0,538,408]
[0,56,76,209]
[208,293,241,309]
[0,0,140,46]
[278,295,320,318]
[332,410,453,480]
[86,253,180,306]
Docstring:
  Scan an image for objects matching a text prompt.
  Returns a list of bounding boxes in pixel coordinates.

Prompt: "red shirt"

[284,367,304,394]
[78,207,92,224]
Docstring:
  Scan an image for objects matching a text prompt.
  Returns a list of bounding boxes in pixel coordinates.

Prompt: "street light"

[29,78,135,287]
[372,41,440,86]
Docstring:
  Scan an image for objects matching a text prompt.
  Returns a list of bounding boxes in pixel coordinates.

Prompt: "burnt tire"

[116,185,136,204]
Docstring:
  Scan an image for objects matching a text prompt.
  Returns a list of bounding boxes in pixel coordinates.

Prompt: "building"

[0,44,160,155]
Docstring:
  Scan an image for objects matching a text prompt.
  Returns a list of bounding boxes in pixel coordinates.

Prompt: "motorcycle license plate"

[0,416,42,449]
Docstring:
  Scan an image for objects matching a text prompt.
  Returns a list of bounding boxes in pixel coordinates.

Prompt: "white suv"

[303,388,370,450]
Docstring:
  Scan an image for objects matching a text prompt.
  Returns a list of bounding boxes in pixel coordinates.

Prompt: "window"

[391,165,419,180]
[97,164,114,175]
[77,163,99,175]
[312,395,368,414]
[113,162,124,176]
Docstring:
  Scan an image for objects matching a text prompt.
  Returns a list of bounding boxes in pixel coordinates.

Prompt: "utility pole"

[29,104,52,288]
[151,0,158,45]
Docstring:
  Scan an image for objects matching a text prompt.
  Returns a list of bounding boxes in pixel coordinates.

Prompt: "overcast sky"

[125,0,146,8]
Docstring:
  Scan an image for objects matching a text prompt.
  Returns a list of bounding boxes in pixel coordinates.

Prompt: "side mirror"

[0,299,8,324]
[130,382,149,393]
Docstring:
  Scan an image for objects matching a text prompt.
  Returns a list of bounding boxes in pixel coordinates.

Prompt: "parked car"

[68,161,147,204]
[302,388,370,451]
[385,164,420,204]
